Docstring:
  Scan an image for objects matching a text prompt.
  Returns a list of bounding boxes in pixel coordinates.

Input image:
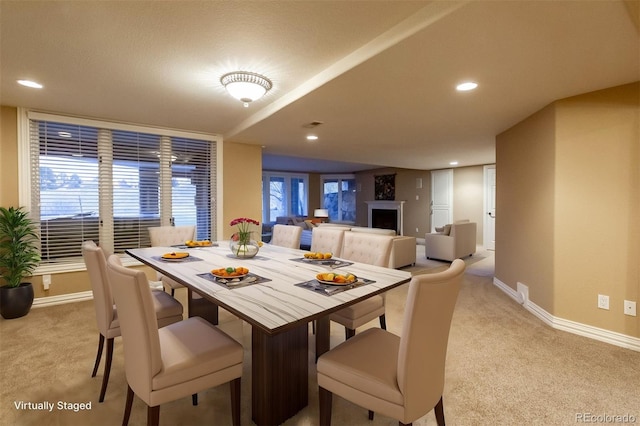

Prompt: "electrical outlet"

[624,300,636,316]
[42,274,51,290]
[598,294,609,310]
[416,227,419,233]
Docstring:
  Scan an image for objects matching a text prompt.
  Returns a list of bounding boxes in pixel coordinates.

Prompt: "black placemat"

[197,272,272,289]
[290,257,353,269]
[295,278,375,296]
[152,255,203,263]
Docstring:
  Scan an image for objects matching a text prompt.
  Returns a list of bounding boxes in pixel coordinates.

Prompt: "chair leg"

[171,288,175,297]
[147,405,160,426]
[99,337,114,402]
[192,394,198,406]
[230,377,241,426]
[345,327,356,340]
[379,314,387,330]
[369,410,374,420]
[91,334,105,377]
[434,396,445,426]
[319,386,333,426]
[122,385,134,426]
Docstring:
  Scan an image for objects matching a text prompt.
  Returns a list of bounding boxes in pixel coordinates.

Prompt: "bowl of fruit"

[303,252,333,261]
[211,266,249,279]
[315,272,357,286]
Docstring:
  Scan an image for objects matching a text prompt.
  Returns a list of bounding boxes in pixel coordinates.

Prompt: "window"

[20,110,220,271]
[321,175,356,223]
[262,172,308,223]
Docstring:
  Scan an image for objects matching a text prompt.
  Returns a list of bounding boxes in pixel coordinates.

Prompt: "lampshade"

[221,71,272,105]
[314,209,329,218]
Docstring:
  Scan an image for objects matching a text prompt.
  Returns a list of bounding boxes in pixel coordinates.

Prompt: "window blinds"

[27,113,217,265]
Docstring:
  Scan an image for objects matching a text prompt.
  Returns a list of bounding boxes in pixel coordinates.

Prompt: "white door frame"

[483,165,496,250]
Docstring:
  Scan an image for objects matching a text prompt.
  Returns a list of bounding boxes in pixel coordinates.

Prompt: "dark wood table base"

[252,324,309,426]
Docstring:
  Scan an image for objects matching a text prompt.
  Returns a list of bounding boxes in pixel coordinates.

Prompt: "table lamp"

[313,209,329,223]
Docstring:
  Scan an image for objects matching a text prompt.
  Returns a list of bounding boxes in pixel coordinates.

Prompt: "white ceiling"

[2,1,638,173]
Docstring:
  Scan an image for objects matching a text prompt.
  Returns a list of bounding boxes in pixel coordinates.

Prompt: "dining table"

[126,242,411,426]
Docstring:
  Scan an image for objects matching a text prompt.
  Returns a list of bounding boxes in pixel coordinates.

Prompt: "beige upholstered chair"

[148,225,196,295]
[106,255,244,426]
[318,259,465,426]
[270,224,303,249]
[310,226,345,255]
[330,232,394,339]
[82,241,183,403]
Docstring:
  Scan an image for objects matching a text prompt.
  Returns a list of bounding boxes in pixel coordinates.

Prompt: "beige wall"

[496,82,639,337]
[0,106,262,299]
[453,166,485,244]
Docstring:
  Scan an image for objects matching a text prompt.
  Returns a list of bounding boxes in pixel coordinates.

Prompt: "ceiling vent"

[302,121,324,129]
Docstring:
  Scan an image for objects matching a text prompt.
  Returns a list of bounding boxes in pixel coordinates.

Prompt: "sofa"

[316,223,416,269]
[424,221,477,261]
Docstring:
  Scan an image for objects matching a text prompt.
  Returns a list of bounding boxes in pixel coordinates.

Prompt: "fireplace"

[372,209,398,233]
[366,201,405,235]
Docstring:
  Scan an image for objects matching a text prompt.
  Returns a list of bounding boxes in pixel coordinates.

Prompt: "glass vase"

[229,239,260,259]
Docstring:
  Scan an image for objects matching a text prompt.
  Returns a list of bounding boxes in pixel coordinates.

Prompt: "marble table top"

[126,243,411,334]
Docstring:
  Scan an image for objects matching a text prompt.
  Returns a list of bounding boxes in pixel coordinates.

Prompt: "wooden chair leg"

[122,385,134,426]
[379,314,387,330]
[147,405,160,426]
[319,386,333,426]
[230,377,241,426]
[192,394,198,406]
[91,334,105,377]
[99,337,114,402]
[345,327,356,340]
[171,288,175,297]
[434,396,445,426]
[368,410,374,420]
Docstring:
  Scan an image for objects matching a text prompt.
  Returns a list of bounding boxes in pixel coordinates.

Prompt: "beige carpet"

[1,250,639,425]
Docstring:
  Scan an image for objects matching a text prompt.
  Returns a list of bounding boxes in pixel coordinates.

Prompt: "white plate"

[211,272,249,280]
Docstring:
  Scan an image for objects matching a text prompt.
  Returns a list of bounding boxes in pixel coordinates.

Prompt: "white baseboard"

[32,291,93,308]
[493,277,640,352]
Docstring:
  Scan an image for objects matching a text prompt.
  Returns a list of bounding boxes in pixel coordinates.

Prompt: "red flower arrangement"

[230,217,260,244]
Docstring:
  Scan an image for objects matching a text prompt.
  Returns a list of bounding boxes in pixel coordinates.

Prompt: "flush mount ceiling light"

[220,71,272,107]
[306,135,318,141]
[456,81,478,92]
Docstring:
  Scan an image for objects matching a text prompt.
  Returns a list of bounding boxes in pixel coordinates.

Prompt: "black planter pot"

[0,283,34,319]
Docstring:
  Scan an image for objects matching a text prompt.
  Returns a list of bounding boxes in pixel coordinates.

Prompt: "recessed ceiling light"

[306,135,318,141]
[456,82,478,92]
[17,79,43,89]
[449,161,459,166]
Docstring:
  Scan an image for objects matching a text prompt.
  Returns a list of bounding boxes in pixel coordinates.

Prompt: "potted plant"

[0,206,40,319]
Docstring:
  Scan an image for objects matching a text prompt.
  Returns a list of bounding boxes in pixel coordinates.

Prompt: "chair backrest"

[397,259,465,420]
[82,240,116,336]
[270,224,302,249]
[148,225,196,246]
[106,255,162,399]
[340,232,393,267]
[310,227,345,255]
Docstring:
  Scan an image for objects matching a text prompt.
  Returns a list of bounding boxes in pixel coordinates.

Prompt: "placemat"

[295,277,375,296]
[197,272,272,289]
[290,257,353,269]
[152,255,203,263]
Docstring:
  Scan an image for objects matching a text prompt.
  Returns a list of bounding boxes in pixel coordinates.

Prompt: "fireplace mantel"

[366,200,405,236]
